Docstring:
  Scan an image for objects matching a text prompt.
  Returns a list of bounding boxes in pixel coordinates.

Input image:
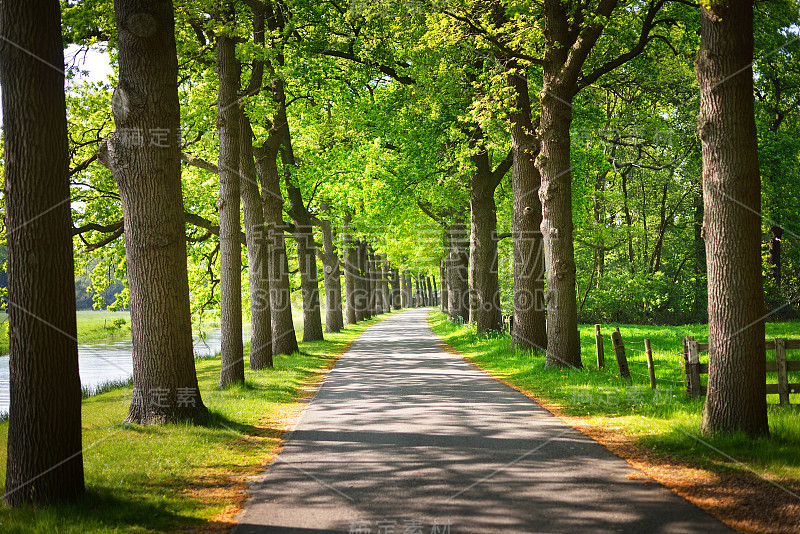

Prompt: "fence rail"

[683,337,800,405]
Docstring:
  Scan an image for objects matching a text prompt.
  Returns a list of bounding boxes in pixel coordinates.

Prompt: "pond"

[0,328,250,416]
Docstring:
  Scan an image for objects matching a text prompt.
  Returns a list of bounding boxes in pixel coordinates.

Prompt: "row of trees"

[1,0,795,506]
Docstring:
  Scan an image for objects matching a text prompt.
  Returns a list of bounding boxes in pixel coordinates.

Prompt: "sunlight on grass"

[428,311,800,487]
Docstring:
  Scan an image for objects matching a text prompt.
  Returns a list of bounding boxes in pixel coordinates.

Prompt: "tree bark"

[440,259,449,314]
[295,225,324,341]
[240,112,272,370]
[98,0,207,423]
[392,269,402,310]
[358,242,372,320]
[469,148,508,333]
[697,0,767,437]
[381,258,391,314]
[401,270,409,308]
[1,0,85,505]
[368,248,379,315]
[508,69,547,350]
[769,225,783,290]
[447,222,470,323]
[343,216,358,324]
[432,275,439,307]
[319,218,344,332]
[254,137,299,356]
[536,0,617,368]
[216,22,244,387]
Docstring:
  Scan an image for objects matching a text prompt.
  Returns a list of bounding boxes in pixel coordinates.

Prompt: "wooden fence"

[683,337,800,405]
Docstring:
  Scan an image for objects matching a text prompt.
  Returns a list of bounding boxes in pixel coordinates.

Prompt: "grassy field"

[0,311,396,533]
[428,312,800,531]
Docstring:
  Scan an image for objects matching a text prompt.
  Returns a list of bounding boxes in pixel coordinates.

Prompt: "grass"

[0,311,397,533]
[428,311,800,492]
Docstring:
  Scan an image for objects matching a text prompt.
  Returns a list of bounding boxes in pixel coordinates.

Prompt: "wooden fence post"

[684,337,701,399]
[776,338,790,406]
[611,330,630,379]
[595,324,605,370]
[644,338,656,389]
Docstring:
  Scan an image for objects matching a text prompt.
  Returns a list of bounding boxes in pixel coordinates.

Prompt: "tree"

[1,0,85,505]
[216,3,245,387]
[98,0,207,423]
[697,0,768,437]
[507,68,547,350]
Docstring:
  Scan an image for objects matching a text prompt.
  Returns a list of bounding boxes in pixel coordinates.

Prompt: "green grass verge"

[0,311,397,533]
[428,311,800,489]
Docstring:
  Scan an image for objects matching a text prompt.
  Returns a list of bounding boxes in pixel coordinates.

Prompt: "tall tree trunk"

[98,0,207,423]
[401,270,409,308]
[381,259,391,313]
[295,225,324,341]
[448,222,470,323]
[693,187,707,319]
[319,218,344,332]
[440,259,449,314]
[536,0,609,368]
[432,275,439,307]
[254,140,298,356]
[697,0,767,437]
[359,242,372,320]
[1,0,85,505]
[368,248,379,315]
[769,225,783,291]
[427,277,435,308]
[343,216,358,324]
[240,112,272,370]
[620,167,636,271]
[508,68,547,350]
[216,24,244,387]
[470,151,506,333]
[392,269,402,310]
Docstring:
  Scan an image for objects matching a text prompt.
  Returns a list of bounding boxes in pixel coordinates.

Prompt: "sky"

[0,43,113,124]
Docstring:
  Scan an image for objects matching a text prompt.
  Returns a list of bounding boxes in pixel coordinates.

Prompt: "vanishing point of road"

[235,308,730,534]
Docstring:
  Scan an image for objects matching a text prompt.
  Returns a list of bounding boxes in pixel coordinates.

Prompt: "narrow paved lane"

[235,309,729,534]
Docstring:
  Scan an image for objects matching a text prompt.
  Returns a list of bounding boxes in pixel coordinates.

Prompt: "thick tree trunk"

[440,259,449,314]
[470,150,504,333]
[216,27,244,387]
[368,248,379,315]
[98,0,207,423]
[447,222,470,323]
[1,0,85,505]
[254,143,299,356]
[343,217,358,324]
[426,277,435,308]
[381,259,391,313]
[295,225,324,341]
[392,269,402,310]
[401,270,409,308]
[697,1,767,437]
[508,69,547,350]
[536,2,585,368]
[319,218,344,332]
[432,275,439,307]
[359,242,372,320]
[240,113,272,370]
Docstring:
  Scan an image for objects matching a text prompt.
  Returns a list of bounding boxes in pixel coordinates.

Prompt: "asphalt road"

[235,308,730,534]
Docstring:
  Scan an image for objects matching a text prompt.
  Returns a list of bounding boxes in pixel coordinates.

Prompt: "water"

[0,328,248,416]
